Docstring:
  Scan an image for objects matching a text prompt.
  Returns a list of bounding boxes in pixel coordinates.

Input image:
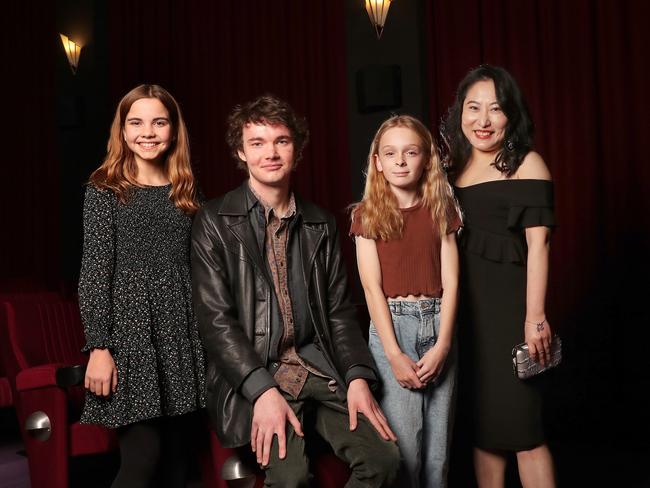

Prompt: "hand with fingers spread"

[347,378,397,441]
[525,317,553,367]
[386,350,424,389]
[84,348,117,397]
[416,342,450,385]
[251,387,303,467]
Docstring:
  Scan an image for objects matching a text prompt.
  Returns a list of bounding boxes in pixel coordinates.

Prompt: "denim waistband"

[387,298,441,316]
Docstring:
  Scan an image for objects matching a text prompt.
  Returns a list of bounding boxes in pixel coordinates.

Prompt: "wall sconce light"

[365,0,393,40]
[59,33,82,74]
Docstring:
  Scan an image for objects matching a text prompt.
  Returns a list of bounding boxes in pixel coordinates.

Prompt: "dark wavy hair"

[441,65,534,178]
[226,94,310,171]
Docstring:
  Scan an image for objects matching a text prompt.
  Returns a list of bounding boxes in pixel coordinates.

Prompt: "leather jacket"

[191,183,376,447]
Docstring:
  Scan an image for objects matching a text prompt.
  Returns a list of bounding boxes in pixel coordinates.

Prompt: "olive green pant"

[262,374,400,488]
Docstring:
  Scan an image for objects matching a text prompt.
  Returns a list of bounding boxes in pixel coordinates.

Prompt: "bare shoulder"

[515,151,552,181]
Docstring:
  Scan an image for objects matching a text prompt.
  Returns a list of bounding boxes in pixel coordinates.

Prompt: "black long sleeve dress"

[78,184,206,428]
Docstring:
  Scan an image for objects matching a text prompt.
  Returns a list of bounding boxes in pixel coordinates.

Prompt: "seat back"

[0,308,13,406]
[0,294,88,416]
[0,292,62,381]
[0,378,12,407]
[2,297,87,376]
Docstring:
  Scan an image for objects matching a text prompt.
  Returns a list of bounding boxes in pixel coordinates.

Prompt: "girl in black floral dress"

[79,84,205,487]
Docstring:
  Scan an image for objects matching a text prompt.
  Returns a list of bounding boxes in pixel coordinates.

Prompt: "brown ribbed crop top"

[350,202,461,298]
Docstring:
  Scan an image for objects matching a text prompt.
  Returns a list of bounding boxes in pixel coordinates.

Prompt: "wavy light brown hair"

[353,115,458,240]
[89,84,199,214]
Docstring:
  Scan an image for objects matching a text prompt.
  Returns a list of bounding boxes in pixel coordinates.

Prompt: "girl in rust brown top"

[350,115,460,488]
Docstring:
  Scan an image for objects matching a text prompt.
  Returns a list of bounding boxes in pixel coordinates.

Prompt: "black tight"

[111,412,198,488]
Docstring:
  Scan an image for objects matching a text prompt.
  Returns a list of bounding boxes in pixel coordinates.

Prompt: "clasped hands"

[387,345,448,390]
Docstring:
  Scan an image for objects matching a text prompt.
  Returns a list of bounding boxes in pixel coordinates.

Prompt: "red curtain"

[425,0,650,446]
[427,0,650,322]
[107,1,352,227]
[0,3,60,289]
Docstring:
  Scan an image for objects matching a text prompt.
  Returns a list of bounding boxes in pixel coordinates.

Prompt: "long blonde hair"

[353,115,458,240]
[89,84,199,214]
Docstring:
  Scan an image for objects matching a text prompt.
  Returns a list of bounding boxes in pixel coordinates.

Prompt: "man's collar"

[219,181,328,224]
[247,181,296,221]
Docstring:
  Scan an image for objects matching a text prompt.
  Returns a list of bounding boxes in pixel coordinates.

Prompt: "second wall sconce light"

[365,0,393,40]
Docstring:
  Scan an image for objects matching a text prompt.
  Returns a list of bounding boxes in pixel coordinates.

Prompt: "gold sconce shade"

[365,0,393,39]
[59,33,82,74]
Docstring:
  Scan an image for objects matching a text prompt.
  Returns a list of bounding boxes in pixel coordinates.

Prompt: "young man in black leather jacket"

[191,95,399,487]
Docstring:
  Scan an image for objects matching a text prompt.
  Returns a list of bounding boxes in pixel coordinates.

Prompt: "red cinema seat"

[0,369,12,407]
[0,296,118,488]
[0,292,61,409]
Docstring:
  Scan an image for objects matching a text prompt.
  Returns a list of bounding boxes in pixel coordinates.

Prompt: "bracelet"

[525,318,546,332]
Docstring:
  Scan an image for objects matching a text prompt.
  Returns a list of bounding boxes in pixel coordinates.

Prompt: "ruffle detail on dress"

[459,227,526,264]
[81,338,113,354]
[507,205,556,230]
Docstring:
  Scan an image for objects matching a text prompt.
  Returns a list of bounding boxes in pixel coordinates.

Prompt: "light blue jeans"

[368,299,457,488]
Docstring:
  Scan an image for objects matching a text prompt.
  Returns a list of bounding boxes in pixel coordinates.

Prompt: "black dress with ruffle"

[454,179,556,451]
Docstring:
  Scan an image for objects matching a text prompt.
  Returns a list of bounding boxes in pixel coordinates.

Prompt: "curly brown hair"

[226,95,309,170]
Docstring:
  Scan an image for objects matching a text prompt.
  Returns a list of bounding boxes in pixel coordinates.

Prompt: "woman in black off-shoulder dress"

[443,65,557,487]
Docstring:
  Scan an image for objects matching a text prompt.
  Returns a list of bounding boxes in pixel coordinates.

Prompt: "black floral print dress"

[78,184,206,428]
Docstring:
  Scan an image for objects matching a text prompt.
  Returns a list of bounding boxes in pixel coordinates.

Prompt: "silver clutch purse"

[512,335,562,379]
